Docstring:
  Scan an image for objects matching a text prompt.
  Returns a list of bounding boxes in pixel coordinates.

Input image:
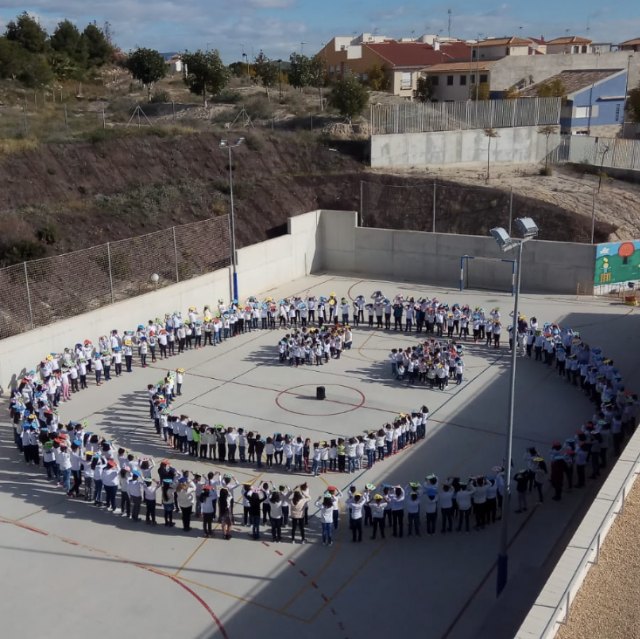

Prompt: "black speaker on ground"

[316,386,326,400]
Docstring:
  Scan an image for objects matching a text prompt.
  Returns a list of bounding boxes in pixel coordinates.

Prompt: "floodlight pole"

[497,237,523,596]
[220,138,244,302]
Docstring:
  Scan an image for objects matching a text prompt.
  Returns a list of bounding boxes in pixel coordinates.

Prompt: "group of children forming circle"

[7,288,640,544]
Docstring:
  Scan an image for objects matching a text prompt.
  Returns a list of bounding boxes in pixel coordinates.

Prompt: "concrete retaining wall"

[319,210,595,295]
[371,126,561,168]
[0,210,329,392]
[0,208,596,391]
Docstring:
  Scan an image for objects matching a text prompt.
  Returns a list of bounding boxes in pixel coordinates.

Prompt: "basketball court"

[1,274,638,639]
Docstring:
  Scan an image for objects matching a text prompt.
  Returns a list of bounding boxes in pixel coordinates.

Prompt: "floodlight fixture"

[490,226,513,252]
[514,217,539,239]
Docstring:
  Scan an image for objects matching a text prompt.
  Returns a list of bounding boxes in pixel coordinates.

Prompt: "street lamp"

[220,137,245,302]
[490,216,539,597]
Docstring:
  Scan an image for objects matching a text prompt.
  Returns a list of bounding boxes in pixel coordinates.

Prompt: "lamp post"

[220,138,245,302]
[490,217,539,597]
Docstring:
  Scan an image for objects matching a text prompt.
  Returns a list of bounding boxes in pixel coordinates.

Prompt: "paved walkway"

[0,274,638,639]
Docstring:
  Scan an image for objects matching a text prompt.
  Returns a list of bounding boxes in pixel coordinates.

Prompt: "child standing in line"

[316,495,335,546]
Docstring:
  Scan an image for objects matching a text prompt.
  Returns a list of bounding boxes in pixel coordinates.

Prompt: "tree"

[82,22,113,66]
[471,82,490,100]
[618,242,635,265]
[484,128,499,182]
[415,76,435,102]
[309,55,326,109]
[367,64,389,91]
[288,52,311,89]
[229,61,249,77]
[50,20,87,66]
[627,84,640,123]
[182,49,229,105]
[0,37,23,79]
[126,48,167,101]
[537,78,566,99]
[328,75,369,122]
[5,12,48,54]
[17,53,53,87]
[538,125,559,172]
[253,50,279,100]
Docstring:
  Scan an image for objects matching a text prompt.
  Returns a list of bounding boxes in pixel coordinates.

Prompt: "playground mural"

[594,240,640,285]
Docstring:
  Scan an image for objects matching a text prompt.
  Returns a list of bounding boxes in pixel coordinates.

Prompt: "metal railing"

[0,215,230,340]
[563,135,640,172]
[370,97,561,135]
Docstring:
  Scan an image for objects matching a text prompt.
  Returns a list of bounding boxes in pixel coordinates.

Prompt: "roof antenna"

[447,8,452,39]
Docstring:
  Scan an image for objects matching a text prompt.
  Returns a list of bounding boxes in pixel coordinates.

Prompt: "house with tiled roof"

[619,38,640,52]
[545,36,593,55]
[423,61,497,101]
[518,68,626,135]
[317,35,470,97]
[474,36,535,60]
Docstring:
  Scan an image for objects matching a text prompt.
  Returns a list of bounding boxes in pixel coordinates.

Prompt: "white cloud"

[246,0,296,8]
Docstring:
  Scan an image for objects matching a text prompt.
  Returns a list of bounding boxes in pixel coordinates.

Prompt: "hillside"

[0,129,622,266]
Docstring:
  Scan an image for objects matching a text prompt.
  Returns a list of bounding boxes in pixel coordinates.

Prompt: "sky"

[0,0,638,62]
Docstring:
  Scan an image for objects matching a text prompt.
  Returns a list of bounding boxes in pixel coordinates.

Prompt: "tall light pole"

[220,138,245,302]
[490,217,539,597]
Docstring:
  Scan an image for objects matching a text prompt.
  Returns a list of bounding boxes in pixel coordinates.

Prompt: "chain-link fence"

[0,216,230,339]
[359,178,612,244]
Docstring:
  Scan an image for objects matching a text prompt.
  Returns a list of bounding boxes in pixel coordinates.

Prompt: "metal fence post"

[24,261,35,330]
[508,187,513,235]
[106,242,115,304]
[173,226,180,283]
[359,180,364,227]
[432,181,437,233]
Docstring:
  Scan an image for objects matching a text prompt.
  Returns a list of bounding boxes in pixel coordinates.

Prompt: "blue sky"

[1,1,638,61]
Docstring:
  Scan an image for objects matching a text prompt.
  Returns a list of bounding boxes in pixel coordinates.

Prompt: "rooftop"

[476,37,533,47]
[546,35,593,45]
[517,68,624,97]
[425,60,497,73]
[619,37,640,46]
[364,40,470,68]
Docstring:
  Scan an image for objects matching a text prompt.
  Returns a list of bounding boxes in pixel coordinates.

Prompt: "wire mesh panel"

[174,216,231,282]
[109,228,177,301]
[0,216,232,341]
[0,263,33,339]
[360,180,512,234]
[25,245,112,328]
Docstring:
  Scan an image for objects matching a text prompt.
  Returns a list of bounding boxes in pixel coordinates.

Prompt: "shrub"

[150,90,170,103]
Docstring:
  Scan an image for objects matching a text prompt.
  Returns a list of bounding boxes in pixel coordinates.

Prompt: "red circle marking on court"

[275,384,366,416]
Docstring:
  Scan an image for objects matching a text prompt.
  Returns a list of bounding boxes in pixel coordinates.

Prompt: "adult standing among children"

[176,476,196,532]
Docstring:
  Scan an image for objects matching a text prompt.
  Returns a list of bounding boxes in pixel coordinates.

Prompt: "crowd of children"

[277,325,353,366]
[7,288,639,545]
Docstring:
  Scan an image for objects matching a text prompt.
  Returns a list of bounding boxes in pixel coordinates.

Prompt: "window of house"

[447,75,454,86]
[400,72,412,89]
[471,74,476,84]
[480,74,488,83]
[431,76,439,86]
[460,75,467,86]
[574,105,598,119]
[581,45,587,53]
